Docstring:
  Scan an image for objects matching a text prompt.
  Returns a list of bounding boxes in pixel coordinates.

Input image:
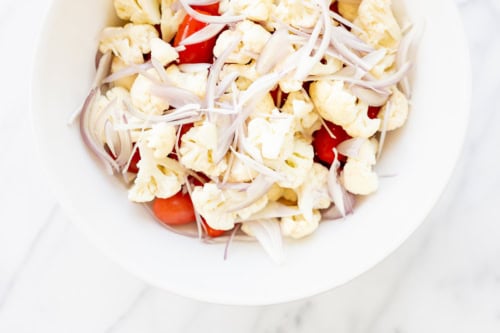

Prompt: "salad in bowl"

[75,0,415,261]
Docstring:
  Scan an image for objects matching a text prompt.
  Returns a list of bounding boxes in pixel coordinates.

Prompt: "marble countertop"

[1,0,499,331]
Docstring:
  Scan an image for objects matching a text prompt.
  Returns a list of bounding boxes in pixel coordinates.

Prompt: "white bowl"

[31,0,470,305]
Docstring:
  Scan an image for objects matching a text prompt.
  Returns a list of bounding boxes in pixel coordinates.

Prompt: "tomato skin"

[192,3,219,15]
[313,121,351,164]
[203,220,225,237]
[153,191,196,225]
[173,10,218,64]
[368,106,381,119]
[127,149,141,173]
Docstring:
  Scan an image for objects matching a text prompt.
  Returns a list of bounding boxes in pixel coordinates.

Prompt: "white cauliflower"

[130,69,170,115]
[310,79,380,138]
[337,0,360,22]
[165,65,208,97]
[100,23,159,64]
[248,93,276,119]
[160,0,186,42]
[281,91,321,137]
[281,211,321,239]
[128,140,185,202]
[341,138,379,195]
[220,61,260,91]
[150,37,178,66]
[266,136,314,189]
[179,121,228,177]
[295,163,331,222]
[354,0,402,49]
[343,105,381,138]
[114,0,161,25]
[111,56,137,90]
[378,87,409,131]
[370,52,396,79]
[247,111,295,160]
[191,183,269,230]
[144,122,177,159]
[309,55,343,76]
[213,20,271,64]
[220,0,273,21]
[274,0,321,29]
[227,157,259,183]
[310,80,360,126]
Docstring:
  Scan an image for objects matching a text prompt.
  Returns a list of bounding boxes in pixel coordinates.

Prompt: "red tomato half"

[192,3,219,15]
[203,220,225,238]
[127,149,141,174]
[313,121,351,164]
[153,191,196,225]
[173,10,219,64]
[368,106,381,119]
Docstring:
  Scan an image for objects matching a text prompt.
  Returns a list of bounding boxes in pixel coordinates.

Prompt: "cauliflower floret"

[213,20,271,64]
[281,211,321,239]
[310,80,360,126]
[160,0,186,42]
[309,55,343,76]
[150,37,178,66]
[274,0,321,29]
[341,138,379,195]
[247,111,295,160]
[249,93,276,119]
[144,122,177,159]
[191,183,269,230]
[343,105,381,138]
[179,121,228,177]
[296,163,331,222]
[337,0,360,22]
[165,65,208,97]
[111,56,137,90]
[220,61,260,91]
[378,87,409,131]
[281,91,321,137]
[128,140,185,202]
[220,0,273,21]
[130,69,170,115]
[114,0,161,25]
[266,136,314,189]
[227,157,259,183]
[354,0,402,49]
[370,52,396,79]
[100,23,159,64]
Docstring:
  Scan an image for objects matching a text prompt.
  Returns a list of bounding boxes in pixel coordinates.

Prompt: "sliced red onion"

[180,23,226,46]
[174,45,187,52]
[242,219,284,263]
[329,10,363,33]
[351,85,389,106]
[337,137,367,159]
[178,0,244,24]
[150,84,202,109]
[151,58,170,83]
[225,175,273,213]
[215,71,239,98]
[79,89,120,175]
[224,223,241,260]
[294,16,323,81]
[103,61,153,84]
[93,51,113,88]
[230,148,284,181]
[257,28,291,75]
[332,26,373,53]
[327,150,348,217]
[377,101,391,159]
[397,24,420,97]
[205,36,241,109]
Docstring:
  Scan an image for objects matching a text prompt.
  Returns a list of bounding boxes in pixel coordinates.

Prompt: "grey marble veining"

[1,0,500,332]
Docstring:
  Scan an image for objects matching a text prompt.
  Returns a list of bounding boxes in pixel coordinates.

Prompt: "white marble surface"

[0,0,499,331]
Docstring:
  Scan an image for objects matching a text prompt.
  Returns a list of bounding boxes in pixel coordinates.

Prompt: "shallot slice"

[257,28,291,75]
[242,219,284,263]
[337,137,367,159]
[180,23,226,46]
[178,0,244,24]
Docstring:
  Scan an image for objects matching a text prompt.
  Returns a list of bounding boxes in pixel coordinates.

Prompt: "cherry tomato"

[313,121,351,164]
[173,10,218,64]
[203,220,225,238]
[127,149,141,174]
[270,87,288,107]
[153,191,196,225]
[192,3,219,15]
[368,106,381,119]
[330,1,339,14]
